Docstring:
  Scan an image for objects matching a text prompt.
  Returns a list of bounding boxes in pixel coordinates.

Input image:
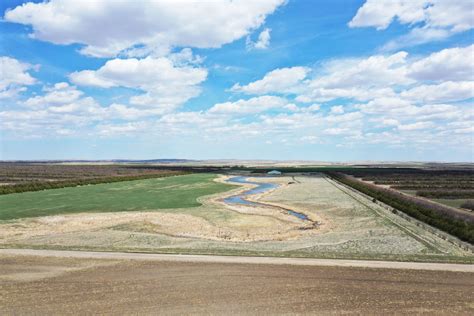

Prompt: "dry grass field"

[1,254,473,315]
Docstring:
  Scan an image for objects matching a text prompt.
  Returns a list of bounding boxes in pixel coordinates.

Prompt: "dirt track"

[1,252,473,315]
[1,248,473,272]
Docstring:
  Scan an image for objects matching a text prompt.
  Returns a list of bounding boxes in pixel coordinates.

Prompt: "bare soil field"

[1,174,472,262]
[0,254,473,315]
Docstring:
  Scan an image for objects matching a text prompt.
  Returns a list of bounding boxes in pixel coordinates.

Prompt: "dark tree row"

[390,184,473,190]
[461,200,474,211]
[325,172,474,244]
[417,190,474,199]
[0,171,186,195]
[370,177,473,182]
[348,168,473,177]
[365,176,473,182]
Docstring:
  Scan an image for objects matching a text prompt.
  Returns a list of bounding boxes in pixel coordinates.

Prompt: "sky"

[0,0,473,162]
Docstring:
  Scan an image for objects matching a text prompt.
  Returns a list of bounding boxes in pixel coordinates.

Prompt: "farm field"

[1,254,473,315]
[0,173,471,262]
[0,173,234,220]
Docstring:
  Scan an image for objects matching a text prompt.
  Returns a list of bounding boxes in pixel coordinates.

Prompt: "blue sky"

[0,0,473,161]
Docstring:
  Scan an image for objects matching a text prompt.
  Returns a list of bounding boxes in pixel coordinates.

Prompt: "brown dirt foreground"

[1,254,473,315]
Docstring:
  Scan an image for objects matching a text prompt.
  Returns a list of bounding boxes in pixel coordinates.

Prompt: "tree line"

[417,190,474,199]
[461,200,474,211]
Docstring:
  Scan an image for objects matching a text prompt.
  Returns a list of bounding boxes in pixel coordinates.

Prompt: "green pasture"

[0,174,234,220]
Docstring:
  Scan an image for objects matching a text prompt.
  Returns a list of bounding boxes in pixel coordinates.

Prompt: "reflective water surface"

[224,176,309,221]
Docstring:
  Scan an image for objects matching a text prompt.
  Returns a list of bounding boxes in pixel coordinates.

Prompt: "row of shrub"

[348,168,472,177]
[365,176,473,181]
[391,184,473,190]
[374,178,473,182]
[461,200,474,211]
[325,172,474,244]
[0,171,186,195]
[417,190,474,199]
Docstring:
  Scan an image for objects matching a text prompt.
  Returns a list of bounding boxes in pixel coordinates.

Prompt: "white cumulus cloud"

[4,0,285,57]
[401,81,474,103]
[208,96,289,114]
[349,0,474,50]
[231,67,309,94]
[398,121,434,131]
[246,28,272,50]
[70,56,208,111]
[408,44,474,81]
[25,82,82,107]
[0,56,37,99]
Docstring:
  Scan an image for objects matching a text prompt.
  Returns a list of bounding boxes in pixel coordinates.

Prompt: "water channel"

[224,176,309,221]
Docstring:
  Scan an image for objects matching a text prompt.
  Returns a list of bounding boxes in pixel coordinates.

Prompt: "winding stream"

[224,176,309,221]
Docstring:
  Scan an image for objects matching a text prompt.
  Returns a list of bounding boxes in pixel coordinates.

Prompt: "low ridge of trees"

[325,172,474,244]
